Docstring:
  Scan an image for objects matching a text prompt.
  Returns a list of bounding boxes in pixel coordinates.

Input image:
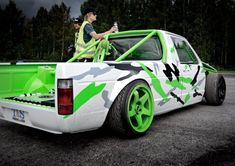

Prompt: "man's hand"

[110,26,118,33]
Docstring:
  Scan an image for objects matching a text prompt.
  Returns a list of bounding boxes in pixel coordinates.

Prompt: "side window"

[171,37,198,64]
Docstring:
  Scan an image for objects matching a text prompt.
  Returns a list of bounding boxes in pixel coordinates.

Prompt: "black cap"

[73,17,83,24]
[82,7,96,16]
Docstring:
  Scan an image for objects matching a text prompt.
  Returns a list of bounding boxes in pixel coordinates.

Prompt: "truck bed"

[0,63,62,133]
[5,92,55,107]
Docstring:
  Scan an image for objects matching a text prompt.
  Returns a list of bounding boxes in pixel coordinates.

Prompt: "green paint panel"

[180,77,193,83]
[0,64,56,98]
[64,82,106,119]
[202,61,217,73]
[139,62,169,102]
[184,93,191,103]
[166,80,186,90]
[166,77,193,90]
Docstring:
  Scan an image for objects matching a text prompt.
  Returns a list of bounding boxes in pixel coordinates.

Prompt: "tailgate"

[0,95,61,134]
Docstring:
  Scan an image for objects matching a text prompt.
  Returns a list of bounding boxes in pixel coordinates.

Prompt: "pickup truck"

[0,30,226,137]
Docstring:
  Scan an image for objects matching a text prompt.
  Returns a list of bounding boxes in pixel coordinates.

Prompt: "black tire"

[205,73,226,105]
[106,80,154,137]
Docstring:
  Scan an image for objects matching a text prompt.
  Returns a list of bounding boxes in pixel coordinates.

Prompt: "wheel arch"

[101,77,153,126]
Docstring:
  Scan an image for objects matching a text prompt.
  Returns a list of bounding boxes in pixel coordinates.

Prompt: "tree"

[0,0,25,61]
[47,3,72,61]
[32,7,49,60]
[213,0,235,66]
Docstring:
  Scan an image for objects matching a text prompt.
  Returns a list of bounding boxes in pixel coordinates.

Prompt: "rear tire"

[106,80,154,137]
[205,73,226,105]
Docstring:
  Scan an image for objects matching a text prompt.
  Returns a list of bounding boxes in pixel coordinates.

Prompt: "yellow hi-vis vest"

[74,21,96,59]
[74,31,79,47]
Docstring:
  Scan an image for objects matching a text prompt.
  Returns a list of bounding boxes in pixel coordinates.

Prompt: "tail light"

[58,79,73,115]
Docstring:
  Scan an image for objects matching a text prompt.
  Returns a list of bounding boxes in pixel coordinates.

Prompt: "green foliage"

[0,0,25,61]
[0,0,234,67]
[0,1,74,62]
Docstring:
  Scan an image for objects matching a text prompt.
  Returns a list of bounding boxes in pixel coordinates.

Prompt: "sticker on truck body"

[12,108,25,122]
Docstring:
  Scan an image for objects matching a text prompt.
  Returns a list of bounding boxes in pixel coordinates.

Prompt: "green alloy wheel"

[127,83,154,132]
[107,80,154,137]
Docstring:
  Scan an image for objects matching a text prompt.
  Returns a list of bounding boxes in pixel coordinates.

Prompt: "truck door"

[171,37,205,105]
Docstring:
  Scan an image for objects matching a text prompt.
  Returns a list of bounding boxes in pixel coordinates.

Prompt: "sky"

[0,0,86,18]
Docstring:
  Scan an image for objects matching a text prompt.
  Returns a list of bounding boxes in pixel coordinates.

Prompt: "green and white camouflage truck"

[0,30,226,137]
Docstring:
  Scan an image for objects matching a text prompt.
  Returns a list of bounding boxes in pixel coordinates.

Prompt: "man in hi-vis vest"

[73,17,83,47]
[75,7,117,62]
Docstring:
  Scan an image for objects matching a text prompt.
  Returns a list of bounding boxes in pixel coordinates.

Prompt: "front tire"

[107,80,154,137]
[205,73,226,105]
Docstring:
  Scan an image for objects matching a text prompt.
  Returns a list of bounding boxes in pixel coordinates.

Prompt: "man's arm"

[90,26,116,40]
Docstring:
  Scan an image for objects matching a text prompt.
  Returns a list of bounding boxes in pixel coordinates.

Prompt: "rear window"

[106,36,162,61]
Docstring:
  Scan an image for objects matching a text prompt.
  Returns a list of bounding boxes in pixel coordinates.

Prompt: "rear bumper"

[0,99,62,134]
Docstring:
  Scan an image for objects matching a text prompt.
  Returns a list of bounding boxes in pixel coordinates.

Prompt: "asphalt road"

[0,74,235,166]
